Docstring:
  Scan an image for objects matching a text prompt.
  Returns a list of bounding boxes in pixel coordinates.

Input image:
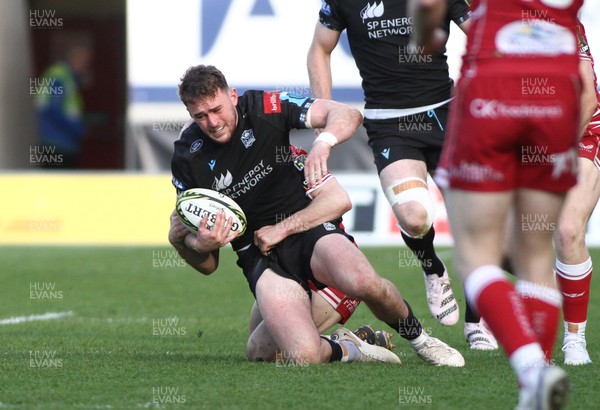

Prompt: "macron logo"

[381,148,390,159]
[360,1,384,22]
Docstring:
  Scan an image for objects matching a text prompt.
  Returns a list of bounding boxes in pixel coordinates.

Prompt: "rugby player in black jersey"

[307,0,498,350]
[168,64,464,366]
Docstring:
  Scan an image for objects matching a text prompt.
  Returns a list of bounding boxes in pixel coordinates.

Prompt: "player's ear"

[229,88,238,106]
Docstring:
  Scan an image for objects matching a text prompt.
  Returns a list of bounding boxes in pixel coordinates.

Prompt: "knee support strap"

[384,177,435,238]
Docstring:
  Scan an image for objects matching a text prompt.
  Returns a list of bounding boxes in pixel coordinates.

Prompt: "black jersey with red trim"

[171,90,315,251]
[319,0,470,109]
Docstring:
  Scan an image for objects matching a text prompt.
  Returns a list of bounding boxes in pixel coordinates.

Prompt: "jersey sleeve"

[170,125,197,195]
[447,0,470,26]
[318,0,345,32]
[171,159,193,195]
[279,92,316,130]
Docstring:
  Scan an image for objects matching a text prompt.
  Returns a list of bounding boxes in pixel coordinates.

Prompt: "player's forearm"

[278,179,352,236]
[321,104,363,146]
[171,237,219,275]
[307,44,333,100]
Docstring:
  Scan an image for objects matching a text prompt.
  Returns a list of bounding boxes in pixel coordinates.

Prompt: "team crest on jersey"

[212,170,233,191]
[241,129,256,148]
[360,1,384,22]
[190,139,203,153]
[263,91,281,114]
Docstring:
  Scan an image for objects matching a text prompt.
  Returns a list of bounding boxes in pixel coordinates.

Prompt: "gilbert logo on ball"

[176,188,246,235]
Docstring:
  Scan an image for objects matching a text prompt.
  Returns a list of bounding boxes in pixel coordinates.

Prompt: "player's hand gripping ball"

[176,188,247,235]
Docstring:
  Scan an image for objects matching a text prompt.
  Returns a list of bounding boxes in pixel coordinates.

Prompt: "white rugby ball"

[176,188,247,235]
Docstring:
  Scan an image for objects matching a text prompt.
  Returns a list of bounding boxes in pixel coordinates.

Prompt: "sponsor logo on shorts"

[470,99,563,119]
[450,161,504,183]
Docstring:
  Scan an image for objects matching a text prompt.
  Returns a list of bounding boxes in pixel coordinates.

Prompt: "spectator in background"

[35,39,93,168]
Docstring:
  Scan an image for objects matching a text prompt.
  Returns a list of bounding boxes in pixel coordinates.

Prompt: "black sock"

[401,226,445,276]
[388,299,423,341]
[323,336,343,362]
[464,294,479,324]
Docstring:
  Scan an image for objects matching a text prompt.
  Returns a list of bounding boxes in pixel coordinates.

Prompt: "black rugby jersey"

[319,0,470,109]
[171,91,315,251]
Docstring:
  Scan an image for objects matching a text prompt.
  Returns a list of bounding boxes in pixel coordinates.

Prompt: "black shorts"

[236,219,355,298]
[364,103,449,174]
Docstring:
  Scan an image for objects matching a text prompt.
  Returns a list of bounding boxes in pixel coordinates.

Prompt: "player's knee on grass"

[385,177,435,238]
[245,335,277,362]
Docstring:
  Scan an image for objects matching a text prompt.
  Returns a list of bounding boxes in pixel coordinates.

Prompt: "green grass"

[0,246,598,409]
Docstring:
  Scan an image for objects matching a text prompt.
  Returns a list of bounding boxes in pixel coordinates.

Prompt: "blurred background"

[1,0,599,246]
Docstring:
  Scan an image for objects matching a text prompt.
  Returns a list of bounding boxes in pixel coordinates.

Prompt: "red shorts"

[436,74,580,192]
[309,281,360,324]
[578,133,600,171]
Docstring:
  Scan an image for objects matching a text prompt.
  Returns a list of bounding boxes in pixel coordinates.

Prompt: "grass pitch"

[0,246,598,409]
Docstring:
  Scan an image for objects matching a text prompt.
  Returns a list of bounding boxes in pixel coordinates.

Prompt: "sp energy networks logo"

[361,1,384,22]
[213,170,233,191]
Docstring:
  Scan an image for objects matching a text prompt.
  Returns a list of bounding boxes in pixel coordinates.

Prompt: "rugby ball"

[176,188,247,235]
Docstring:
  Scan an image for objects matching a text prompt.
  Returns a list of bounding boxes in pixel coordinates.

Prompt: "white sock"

[409,331,428,348]
[564,320,587,337]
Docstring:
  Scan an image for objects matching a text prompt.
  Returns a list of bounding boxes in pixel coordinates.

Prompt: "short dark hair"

[178,65,229,106]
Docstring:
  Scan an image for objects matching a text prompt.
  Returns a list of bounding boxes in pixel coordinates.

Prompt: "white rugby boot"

[410,331,465,367]
[465,319,499,350]
[562,332,592,365]
[423,268,459,326]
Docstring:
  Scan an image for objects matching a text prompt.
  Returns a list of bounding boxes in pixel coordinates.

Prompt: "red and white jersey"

[462,0,583,77]
[577,22,600,138]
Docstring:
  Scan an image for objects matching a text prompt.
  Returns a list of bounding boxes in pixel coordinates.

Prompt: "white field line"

[0,311,74,325]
